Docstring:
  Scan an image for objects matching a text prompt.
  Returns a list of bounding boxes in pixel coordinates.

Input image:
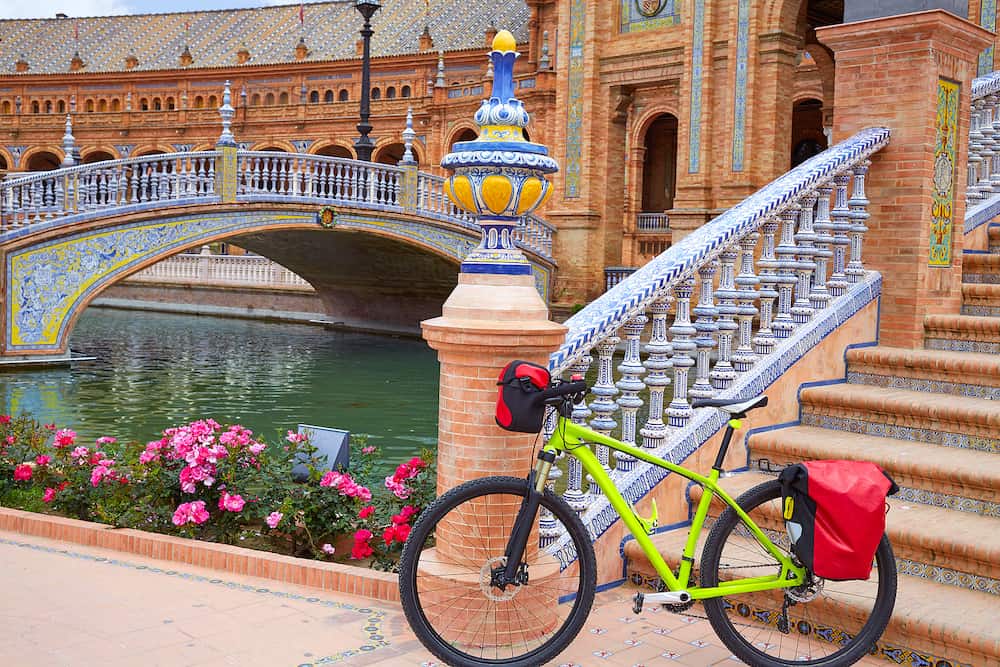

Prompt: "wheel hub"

[786,575,824,603]
[481,556,521,602]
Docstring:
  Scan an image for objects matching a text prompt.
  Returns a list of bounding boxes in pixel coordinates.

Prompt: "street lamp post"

[354,0,381,162]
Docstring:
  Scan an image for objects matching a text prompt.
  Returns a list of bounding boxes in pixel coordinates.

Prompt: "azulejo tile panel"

[846,371,1000,400]
[731,0,751,172]
[687,0,706,174]
[799,414,1000,454]
[894,486,1000,518]
[619,0,681,34]
[565,0,586,199]
[979,0,997,76]
[930,78,959,267]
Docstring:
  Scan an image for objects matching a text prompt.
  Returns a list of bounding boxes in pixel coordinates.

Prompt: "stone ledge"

[846,345,1000,388]
[0,507,400,602]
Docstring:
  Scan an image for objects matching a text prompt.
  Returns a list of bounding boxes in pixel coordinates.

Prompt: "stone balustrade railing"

[636,212,670,232]
[0,151,219,233]
[604,266,637,292]
[126,252,312,289]
[540,127,890,555]
[0,151,556,263]
[965,70,1000,233]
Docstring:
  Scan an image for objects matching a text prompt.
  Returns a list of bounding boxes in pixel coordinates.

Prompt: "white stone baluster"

[641,298,672,452]
[588,337,620,497]
[846,160,870,283]
[792,193,818,324]
[711,247,738,389]
[828,173,851,296]
[991,95,1000,194]
[732,232,760,371]
[979,97,996,200]
[690,260,718,399]
[615,315,647,474]
[538,403,563,549]
[810,184,834,310]
[564,355,593,514]
[968,98,985,203]
[773,204,799,338]
[666,278,696,428]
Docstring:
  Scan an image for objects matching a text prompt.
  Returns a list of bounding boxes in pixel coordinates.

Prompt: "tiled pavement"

[0,530,884,666]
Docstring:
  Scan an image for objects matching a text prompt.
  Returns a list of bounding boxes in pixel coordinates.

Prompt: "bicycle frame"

[541,416,806,600]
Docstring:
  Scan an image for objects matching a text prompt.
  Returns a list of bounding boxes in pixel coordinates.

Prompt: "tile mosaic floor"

[0,530,886,666]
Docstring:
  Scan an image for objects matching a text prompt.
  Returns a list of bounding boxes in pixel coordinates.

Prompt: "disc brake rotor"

[480,556,520,602]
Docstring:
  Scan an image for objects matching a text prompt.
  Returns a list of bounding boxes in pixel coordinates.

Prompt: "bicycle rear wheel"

[398,475,596,667]
[700,480,896,667]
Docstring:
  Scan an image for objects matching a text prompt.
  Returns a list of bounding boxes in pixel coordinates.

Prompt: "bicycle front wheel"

[700,480,896,667]
[398,475,597,667]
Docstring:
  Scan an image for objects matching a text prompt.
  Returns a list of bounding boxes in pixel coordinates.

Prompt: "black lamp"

[353,0,382,162]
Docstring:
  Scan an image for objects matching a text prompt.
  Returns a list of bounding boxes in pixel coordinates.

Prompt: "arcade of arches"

[4,0,1000,305]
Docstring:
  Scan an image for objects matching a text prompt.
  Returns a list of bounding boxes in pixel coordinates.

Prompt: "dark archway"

[315,144,353,159]
[83,150,116,164]
[374,143,406,166]
[0,154,8,172]
[26,151,61,171]
[641,114,678,213]
[449,128,478,151]
[790,98,827,166]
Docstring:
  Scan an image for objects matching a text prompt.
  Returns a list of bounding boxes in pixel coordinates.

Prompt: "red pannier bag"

[778,460,898,581]
[495,360,551,433]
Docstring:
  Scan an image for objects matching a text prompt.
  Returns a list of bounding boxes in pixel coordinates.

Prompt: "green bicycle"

[399,378,896,667]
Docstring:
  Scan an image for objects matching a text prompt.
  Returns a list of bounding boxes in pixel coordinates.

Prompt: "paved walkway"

[0,531,884,666]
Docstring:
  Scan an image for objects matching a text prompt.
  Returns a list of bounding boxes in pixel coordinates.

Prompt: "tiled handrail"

[539,127,890,554]
[0,151,220,232]
[965,70,1000,233]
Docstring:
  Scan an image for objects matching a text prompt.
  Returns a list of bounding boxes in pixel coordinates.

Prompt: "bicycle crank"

[632,590,691,614]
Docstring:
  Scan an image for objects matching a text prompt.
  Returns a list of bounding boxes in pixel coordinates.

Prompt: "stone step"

[799,383,1000,453]
[845,345,1000,398]
[622,519,1000,667]
[747,425,1000,516]
[989,223,1000,253]
[962,252,1000,283]
[962,282,1000,316]
[924,314,1000,353]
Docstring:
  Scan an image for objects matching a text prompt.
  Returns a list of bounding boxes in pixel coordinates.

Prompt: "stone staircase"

[623,242,1000,666]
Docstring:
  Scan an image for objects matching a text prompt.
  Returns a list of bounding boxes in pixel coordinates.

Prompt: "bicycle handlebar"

[537,380,589,403]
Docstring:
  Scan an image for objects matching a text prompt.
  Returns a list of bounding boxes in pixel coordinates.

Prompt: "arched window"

[85,99,94,112]
[324,90,334,102]
[401,85,411,98]
[371,87,381,100]
[315,144,353,159]
[386,86,396,99]
[57,100,66,113]
[97,99,107,112]
[374,142,406,165]
[152,97,162,111]
[449,128,478,151]
[278,92,289,105]
[641,114,679,213]
[310,90,319,103]
[44,100,53,113]
[1,101,10,114]
[251,93,261,106]
[26,151,61,171]
[139,98,149,111]
[207,95,218,107]
[193,95,204,108]
[790,98,827,167]
[264,92,275,105]
[338,89,349,102]
[166,96,175,110]
[111,99,120,112]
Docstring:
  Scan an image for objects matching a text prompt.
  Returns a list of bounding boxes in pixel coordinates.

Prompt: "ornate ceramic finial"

[539,30,551,70]
[401,107,417,165]
[436,50,446,88]
[440,29,559,276]
[61,114,76,167]
[217,80,236,147]
[180,45,193,67]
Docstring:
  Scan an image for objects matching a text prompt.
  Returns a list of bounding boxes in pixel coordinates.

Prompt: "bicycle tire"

[700,479,896,667]
[398,475,597,667]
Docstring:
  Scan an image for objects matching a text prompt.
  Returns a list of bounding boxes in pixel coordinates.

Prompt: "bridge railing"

[236,152,406,210]
[0,152,220,232]
[965,70,1000,233]
[127,252,312,289]
[539,127,890,555]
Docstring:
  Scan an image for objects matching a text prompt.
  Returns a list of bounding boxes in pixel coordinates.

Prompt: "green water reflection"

[0,309,440,465]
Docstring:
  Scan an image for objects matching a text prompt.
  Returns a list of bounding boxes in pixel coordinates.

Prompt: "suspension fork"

[500,450,556,586]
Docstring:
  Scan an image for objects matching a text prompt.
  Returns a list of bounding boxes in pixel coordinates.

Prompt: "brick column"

[818,11,992,348]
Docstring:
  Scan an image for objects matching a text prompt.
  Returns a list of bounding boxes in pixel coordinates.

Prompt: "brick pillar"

[422,274,566,495]
[818,11,992,348]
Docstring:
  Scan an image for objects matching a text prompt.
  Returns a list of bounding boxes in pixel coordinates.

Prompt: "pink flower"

[393,523,411,543]
[44,423,57,431]
[285,430,309,444]
[70,446,89,463]
[248,442,266,456]
[351,529,374,559]
[90,465,113,487]
[53,428,76,448]
[362,446,376,454]
[218,491,245,513]
[13,464,32,481]
[35,455,51,466]
[42,487,57,503]
[382,526,395,546]
[393,505,418,524]
[385,475,411,500]
[0,415,10,424]
[358,505,375,519]
[5,435,14,445]
[320,471,343,488]
[265,511,283,529]
[95,436,117,446]
[321,543,335,555]
[172,500,210,526]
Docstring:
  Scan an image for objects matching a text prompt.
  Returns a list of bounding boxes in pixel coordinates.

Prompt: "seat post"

[712,415,743,472]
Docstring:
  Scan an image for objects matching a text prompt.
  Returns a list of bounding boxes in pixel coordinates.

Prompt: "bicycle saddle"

[691,395,768,415]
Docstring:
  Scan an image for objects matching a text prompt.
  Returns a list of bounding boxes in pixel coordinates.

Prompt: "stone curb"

[0,507,400,602]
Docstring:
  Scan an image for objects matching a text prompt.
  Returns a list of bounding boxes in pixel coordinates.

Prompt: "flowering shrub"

[0,414,436,570]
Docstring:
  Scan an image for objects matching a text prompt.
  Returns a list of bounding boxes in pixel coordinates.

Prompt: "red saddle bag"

[495,360,551,433]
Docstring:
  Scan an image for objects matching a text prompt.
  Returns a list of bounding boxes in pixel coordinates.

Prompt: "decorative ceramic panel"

[565,0,586,198]
[731,0,751,172]
[688,0,706,173]
[619,0,680,34]
[930,79,959,267]
[979,0,996,76]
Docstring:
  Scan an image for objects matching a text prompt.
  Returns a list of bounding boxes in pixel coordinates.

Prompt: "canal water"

[0,309,440,467]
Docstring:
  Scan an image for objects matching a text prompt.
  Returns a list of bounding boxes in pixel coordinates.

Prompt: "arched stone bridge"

[0,151,555,362]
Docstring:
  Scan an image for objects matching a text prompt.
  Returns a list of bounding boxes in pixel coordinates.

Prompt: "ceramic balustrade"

[0,152,218,231]
[636,212,670,232]
[542,128,889,520]
[127,252,311,288]
[964,70,1000,233]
